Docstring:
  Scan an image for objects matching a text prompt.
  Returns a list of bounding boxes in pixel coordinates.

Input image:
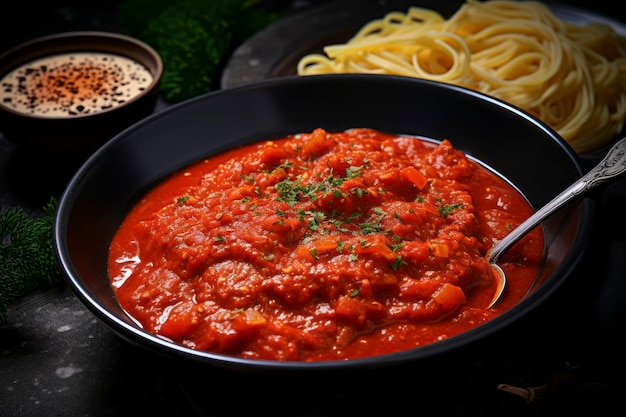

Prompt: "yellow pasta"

[297,0,626,153]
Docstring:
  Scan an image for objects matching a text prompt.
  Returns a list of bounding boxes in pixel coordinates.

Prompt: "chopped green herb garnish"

[241,173,255,183]
[391,241,405,251]
[359,208,386,235]
[438,203,463,218]
[274,166,363,206]
[391,255,403,271]
[352,187,366,198]
[177,195,190,204]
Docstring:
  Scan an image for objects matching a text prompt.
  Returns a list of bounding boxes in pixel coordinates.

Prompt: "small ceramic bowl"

[0,31,163,154]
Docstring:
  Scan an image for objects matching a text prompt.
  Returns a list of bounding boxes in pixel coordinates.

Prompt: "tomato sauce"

[108,128,543,361]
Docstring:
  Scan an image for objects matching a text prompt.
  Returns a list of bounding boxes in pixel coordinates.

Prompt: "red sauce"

[108,128,543,361]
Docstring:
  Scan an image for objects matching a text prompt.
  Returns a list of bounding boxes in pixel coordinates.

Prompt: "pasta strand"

[297,0,626,153]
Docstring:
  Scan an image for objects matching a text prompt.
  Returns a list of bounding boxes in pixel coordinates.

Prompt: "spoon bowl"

[486,136,626,308]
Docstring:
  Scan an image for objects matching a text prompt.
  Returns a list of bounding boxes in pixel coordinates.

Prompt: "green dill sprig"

[0,198,62,322]
[118,0,279,103]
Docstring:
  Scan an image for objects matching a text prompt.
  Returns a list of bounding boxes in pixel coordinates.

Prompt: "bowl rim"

[53,74,595,373]
[0,30,163,120]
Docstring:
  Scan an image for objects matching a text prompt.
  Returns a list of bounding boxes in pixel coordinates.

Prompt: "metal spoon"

[486,136,626,309]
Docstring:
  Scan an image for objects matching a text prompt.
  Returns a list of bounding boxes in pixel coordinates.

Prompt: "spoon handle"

[488,136,626,263]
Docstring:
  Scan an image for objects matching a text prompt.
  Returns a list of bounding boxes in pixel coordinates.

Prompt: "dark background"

[1,2,625,416]
[1,0,619,53]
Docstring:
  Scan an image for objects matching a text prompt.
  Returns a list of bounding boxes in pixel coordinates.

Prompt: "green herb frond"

[118,0,279,102]
[0,198,62,322]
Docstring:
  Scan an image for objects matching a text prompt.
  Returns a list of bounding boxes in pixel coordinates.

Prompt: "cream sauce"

[0,52,153,117]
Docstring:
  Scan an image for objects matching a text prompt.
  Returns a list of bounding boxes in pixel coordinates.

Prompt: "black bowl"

[53,74,593,373]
